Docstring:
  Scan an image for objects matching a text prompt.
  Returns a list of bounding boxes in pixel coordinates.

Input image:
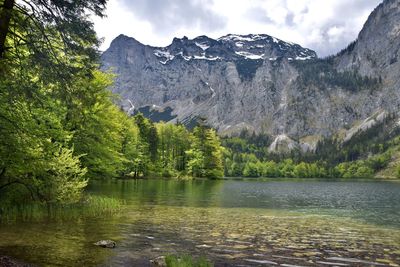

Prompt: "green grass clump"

[0,195,123,223]
[165,255,213,267]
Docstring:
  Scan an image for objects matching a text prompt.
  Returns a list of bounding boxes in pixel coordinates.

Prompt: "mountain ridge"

[101,0,400,153]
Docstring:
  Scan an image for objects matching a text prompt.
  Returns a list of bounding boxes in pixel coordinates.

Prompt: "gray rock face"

[101,0,400,151]
[336,0,400,82]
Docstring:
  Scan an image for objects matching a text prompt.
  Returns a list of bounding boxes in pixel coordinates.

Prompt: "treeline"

[293,58,382,92]
[224,150,393,179]
[0,69,224,204]
[334,152,392,178]
[222,134,328,178]
[0,0,223,206]
[222,117,399,179]
[224,156,328,178]
[121,115,224,179]
[312,113,399,164]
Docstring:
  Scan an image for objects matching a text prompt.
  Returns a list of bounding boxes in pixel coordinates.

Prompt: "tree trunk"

[0,167,5,179]
[0,0,15,59]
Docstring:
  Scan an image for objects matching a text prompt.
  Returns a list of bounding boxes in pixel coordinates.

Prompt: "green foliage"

[223,114,400,179]
[335,161,374,179]
[37,147,88,204]
[313,113,398,164]
[243,162,260,177]
[223,131,395,179]
[187,126,224,178]
[0,0,111,205]
[396,165,400,178]
[69,71,130,179]
[222,130,271,159]
[293,59,381,92]
[0,0,228,209]
[2,0,397,214]
[0,0,107,78]
[156,122,191,177]
[165,255,213,267]
[0,73,89,204]
[224,139,395,178]
[226,156,328,178]
[0,195,122,223]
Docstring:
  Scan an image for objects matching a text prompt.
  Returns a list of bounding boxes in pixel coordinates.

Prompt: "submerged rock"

[0,256,32,267]
[150,256,166,266]
[316,261,349,266]
[326,257,386,265]
[244,259,278,265]
[94,240,116,248]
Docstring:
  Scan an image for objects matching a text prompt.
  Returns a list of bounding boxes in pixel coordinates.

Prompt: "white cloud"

[93,0,157,47]
[94,0,383,57]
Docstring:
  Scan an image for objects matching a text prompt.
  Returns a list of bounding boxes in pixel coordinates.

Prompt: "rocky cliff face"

[336,0,400,80]
[101,0,400,153]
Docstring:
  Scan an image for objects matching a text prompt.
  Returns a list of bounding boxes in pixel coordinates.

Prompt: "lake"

[1,179,400,266]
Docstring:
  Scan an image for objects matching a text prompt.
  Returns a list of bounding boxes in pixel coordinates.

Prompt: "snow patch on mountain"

[152,33,316,65]
[235,51,264,60]
[193,54,221,61]
[295,56,313,60]
[219,34,256,42]
[195,42,210,51]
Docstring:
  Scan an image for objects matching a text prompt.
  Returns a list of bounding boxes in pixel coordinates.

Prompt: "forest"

[1,1,399,267]
[0,0,224,207]
[0,0,398,210]
[222,115,400,179]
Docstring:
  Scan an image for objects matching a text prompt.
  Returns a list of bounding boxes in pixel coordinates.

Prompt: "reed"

[0,195,123,223]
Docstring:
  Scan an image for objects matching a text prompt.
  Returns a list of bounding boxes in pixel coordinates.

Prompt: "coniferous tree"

[187,126,224,178]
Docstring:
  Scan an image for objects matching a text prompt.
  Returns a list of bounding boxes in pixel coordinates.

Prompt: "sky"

[93,0,383,57]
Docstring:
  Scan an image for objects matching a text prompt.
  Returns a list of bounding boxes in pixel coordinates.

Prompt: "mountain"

[101,0,400,153]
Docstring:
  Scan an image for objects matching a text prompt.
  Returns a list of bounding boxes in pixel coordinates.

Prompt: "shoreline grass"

[0,195,123,223]
[165,255,213,267]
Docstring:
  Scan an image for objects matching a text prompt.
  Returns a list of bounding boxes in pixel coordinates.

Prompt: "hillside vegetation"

[222,116,400,179]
